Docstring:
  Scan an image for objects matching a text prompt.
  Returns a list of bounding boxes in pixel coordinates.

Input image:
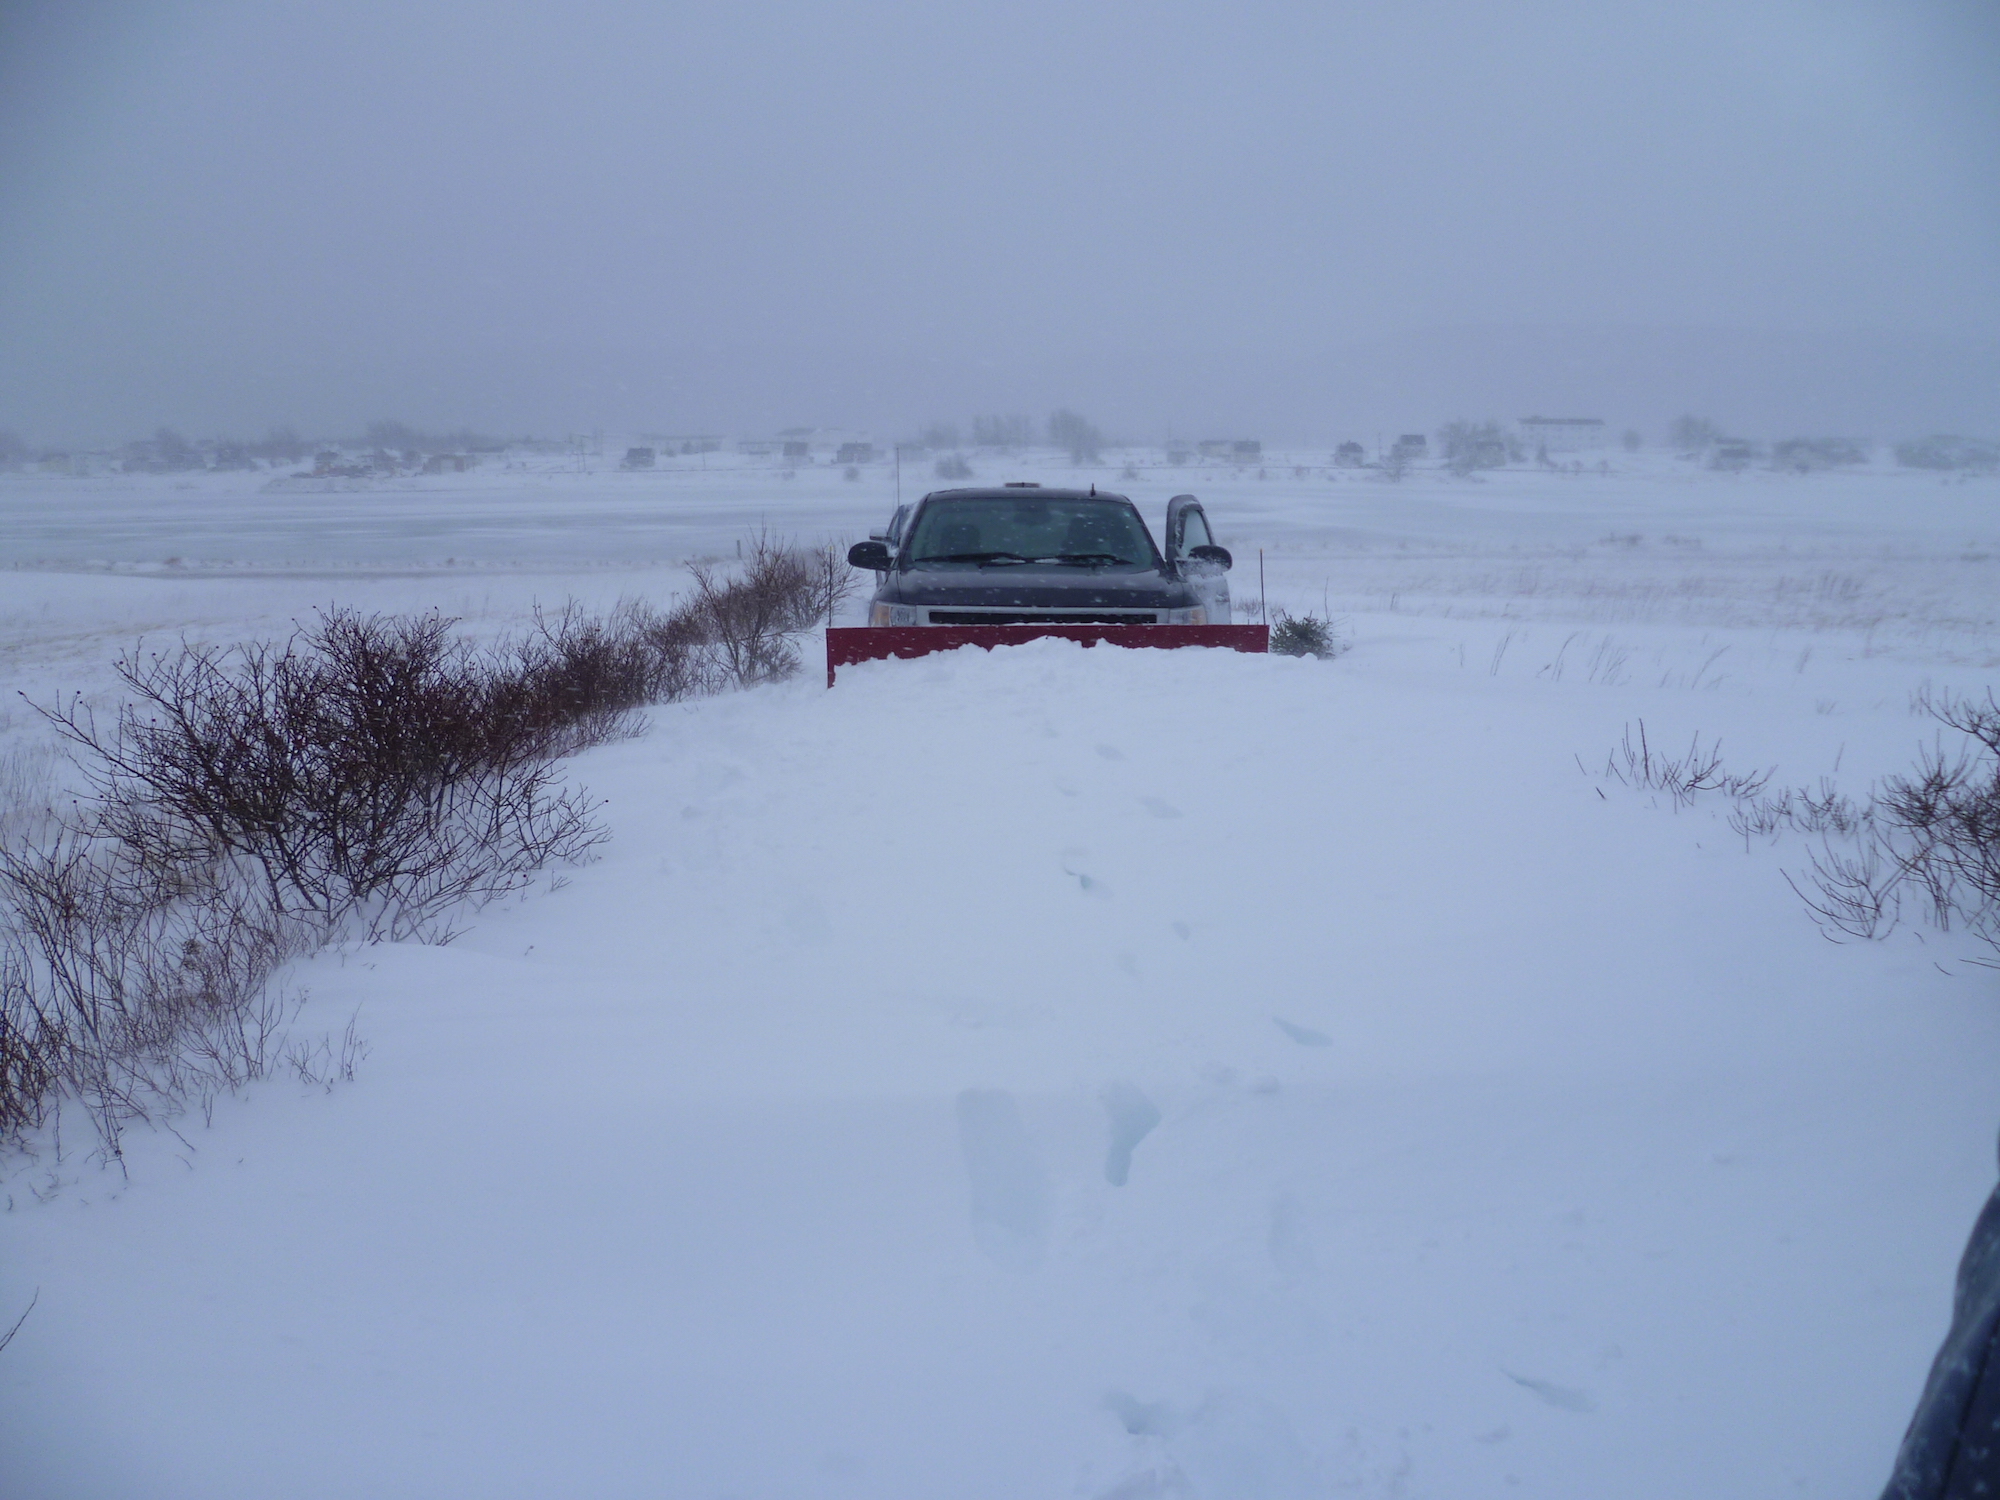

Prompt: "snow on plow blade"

[826,623,1269,685]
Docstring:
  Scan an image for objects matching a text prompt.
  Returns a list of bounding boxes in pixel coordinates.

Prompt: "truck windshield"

[904,497,1160,569]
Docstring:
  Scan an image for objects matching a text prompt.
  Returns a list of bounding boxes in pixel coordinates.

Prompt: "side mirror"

[847,540,892,571]
[1186,544,1233,570]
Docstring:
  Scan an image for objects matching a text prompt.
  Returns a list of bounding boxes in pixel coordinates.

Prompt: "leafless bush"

[1729,779,1870,842]
[2,531,843,1154]
[34,612,605,941]
[682,532,840,688]
[1607,692,2000,957]
[0,828,308,1156]
[1789,690,2000,951]
[1600,721,1771,808]
[0,740,59,850]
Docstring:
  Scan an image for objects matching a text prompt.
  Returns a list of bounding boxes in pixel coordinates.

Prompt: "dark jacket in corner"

[1883,1141,2000,1500]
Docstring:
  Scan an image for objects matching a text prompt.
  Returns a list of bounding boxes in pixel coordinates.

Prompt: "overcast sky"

[2,0,1996,444]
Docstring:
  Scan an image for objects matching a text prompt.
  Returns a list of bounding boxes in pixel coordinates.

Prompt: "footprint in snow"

[1062,852,1111,897]
[1272,1017,1332,1047]
[1101,1083,1162,1187]
[1096,743,1126,760]
[1504,1371,1597,1413]
[1097,1393,1317,1500]
[1140,796,1182,819]
[955,1089,1050,1271]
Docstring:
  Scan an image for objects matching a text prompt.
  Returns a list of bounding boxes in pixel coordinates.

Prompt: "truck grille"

[925,611,1162,626]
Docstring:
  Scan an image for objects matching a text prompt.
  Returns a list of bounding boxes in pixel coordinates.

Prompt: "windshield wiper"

[929,551,1035,565]
[1041,553,1132,566]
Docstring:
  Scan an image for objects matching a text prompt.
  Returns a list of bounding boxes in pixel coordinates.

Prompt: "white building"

[1518,417,1606,454]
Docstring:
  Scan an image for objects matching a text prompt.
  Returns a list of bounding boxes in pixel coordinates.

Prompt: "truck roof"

[921,486,1133,503]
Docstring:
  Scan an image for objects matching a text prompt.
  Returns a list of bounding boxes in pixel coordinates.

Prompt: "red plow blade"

[826,623,1270,685]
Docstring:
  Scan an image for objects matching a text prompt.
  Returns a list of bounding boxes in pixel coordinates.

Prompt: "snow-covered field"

[3,452,1999,1498]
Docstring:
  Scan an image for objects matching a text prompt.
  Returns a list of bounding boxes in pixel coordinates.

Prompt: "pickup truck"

[845,485,1234,625]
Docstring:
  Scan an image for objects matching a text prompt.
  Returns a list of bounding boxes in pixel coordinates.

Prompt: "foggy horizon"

[4,0,1997,448]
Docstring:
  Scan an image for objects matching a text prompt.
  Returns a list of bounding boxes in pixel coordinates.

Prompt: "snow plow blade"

[826,623,1269,685]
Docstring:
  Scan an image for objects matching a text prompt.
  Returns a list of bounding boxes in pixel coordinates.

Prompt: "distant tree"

[919,421,960,451]
[970,414,1034,448]
[1622,429,1643,452]
[209,440,257,471]
[1773,437,1869,472]
[1669,415,1721,452]
[1436,419,1513,476]
[366,418,424,450]
[142,427,203,471]
[1048,409,1103,465]
[1895,435,1999,473]
[253,426,310,462]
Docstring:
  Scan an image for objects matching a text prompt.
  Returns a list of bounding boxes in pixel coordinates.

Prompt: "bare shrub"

[35,613,605,941]
[1729,779,1869,842]
[0,829,307,1156]
[683,532,833,689]
[503,600,675,754]
[1608,692,2000,957]
[1599,722,1770,808]
[1790,691,2000,951]
[0,740,59,850]
[1,531,843,1154]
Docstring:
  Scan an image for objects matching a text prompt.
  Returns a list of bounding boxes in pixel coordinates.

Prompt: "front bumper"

[869,603,1205,626]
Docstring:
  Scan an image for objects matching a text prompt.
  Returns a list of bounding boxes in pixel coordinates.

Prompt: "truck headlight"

[870,603,920,626]
[1166,606,1208,625]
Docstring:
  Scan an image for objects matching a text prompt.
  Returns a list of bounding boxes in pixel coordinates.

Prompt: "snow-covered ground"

[3,452,1998,1498]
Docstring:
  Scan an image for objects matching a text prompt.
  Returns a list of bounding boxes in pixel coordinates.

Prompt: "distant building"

[1709,440,1757,472]
[620,447,656,470]
[1165,441,1193,466]
[1333,442,1366,467]
[835,442,876,465]
[1772,437,1866,472]
[422,453,473,474]
[781,439,810,461]
[1391,434,1428,461]
[1518,417,1605,454]
[1894,435,1998,472]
